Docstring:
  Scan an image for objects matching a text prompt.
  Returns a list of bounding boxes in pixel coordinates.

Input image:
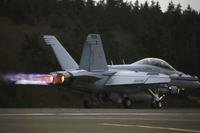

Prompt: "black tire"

[156,101,162,108]
[123,98,132,108]
[151,101,162,109]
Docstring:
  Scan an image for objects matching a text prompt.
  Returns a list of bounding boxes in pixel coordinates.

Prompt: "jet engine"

[51,74,64,84]
[50,71,73,85]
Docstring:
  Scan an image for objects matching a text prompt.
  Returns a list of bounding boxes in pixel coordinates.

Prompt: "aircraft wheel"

[123,97,132,108]
[151,101,162,109]
[156,101,162,108]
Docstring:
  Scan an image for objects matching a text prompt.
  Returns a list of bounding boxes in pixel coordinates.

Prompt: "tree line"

[0,0,200,75]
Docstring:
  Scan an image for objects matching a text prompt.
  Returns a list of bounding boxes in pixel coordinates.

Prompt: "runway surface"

[0,109,200,133]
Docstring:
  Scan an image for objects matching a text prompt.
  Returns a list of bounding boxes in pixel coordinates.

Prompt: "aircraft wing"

[68,70,102,83]
[105,71,170,86]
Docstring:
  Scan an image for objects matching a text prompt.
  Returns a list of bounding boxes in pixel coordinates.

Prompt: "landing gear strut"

[148,89,165,109]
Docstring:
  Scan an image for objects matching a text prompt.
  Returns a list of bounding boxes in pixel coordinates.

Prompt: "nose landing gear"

[148,89,165,109]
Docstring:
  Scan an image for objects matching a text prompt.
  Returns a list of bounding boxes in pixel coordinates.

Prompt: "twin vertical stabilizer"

[43,35,79,70]
[43,34,108,72]
[79,34,108,72]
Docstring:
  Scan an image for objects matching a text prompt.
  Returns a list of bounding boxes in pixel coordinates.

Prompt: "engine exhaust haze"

[1,73,65,85]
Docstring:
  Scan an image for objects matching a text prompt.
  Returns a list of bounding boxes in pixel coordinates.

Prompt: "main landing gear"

[83,93,110,108]
[148,89,165,109]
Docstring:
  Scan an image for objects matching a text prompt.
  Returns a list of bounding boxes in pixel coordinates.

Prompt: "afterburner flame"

[51,74,65,84]
[3,73,55,85]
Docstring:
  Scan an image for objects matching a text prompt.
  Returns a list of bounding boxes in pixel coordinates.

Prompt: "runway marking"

[61,113,200,116]
[99,123,200,133]
[0,112,200,116]
[0,115,200,122]
[0,113,55,116]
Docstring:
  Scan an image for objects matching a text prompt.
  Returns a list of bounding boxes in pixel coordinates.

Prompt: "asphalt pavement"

[0,108,200,133]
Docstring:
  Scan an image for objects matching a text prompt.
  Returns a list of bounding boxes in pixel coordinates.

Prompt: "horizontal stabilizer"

[43,35,79,70]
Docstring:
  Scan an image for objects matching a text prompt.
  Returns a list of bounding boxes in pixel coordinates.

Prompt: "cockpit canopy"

[134,58,175,71]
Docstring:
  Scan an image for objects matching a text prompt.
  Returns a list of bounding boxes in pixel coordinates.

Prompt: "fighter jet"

[41,34,200,108]
[5,34,200,108]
